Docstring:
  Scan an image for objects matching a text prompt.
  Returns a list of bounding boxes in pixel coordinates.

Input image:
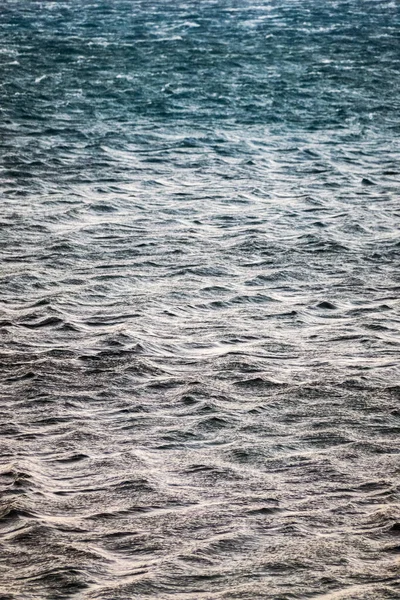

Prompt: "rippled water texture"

[1,1,400,598]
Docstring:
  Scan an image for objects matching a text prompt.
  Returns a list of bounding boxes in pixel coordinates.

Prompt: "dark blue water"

[1,1,400,598]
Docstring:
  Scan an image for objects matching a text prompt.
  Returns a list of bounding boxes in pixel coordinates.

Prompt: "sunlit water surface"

[1,1,400,598]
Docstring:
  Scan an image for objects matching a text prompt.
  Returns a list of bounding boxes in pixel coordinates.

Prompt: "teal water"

[1,1,400,599]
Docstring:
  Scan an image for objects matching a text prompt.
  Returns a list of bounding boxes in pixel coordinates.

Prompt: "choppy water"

[1,1,400,598]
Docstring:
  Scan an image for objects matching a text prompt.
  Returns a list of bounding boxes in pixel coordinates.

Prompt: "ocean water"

[1,1,400,598]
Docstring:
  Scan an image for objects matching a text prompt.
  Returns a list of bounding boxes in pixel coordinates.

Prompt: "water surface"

[1,1,400,598]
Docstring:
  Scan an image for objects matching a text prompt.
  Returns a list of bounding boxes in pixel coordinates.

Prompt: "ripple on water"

[1,0,400,598]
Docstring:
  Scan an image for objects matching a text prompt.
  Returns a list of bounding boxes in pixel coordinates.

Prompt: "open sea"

[1,1,400,598]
